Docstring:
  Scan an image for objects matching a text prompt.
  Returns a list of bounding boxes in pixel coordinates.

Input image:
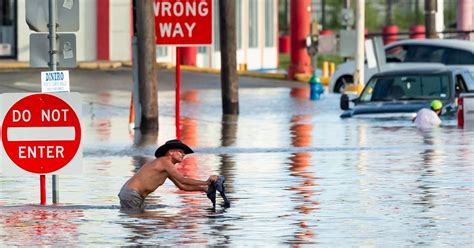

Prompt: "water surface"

[1,87,472,246]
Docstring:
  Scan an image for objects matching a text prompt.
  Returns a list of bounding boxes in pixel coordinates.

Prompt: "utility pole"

[219,0,239,115]
[354,0,365,94]
[321,0,326,28]
[386,0,392,25]
[345,0,351,31]
[415,0,420,24]
[425,0,438,38]
[135,0,158,131]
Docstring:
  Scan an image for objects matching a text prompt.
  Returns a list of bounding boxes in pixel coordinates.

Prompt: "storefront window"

[0,0,16,58]
[248,0,258,48]
[264,0,274,47]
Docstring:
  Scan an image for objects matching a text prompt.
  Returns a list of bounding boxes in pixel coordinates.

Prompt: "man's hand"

[207,175,219,185]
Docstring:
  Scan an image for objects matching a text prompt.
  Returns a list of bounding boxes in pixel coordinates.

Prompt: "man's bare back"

[118,139,217,211]
[126,158,170,198]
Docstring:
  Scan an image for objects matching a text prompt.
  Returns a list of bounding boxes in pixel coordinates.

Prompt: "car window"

[360,74,450,102]
[360,80,377,102]
[462,72,474,91]
[455,75,468,97]
[444,48,474,65]
[404,45,446,63]
[385,45,407,62]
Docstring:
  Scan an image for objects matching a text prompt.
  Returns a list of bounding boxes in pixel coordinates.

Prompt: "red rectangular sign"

[154,0,213,45]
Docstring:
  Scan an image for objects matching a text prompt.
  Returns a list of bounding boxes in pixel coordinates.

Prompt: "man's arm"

[168,176,207,192]
[164,162,211,186]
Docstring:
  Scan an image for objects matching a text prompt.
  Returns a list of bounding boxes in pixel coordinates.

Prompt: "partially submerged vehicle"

[329,39,474,93]
[340,65,474,119]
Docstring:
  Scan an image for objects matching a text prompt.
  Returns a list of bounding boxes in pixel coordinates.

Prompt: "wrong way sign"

[0,93,82,175]
[154,0,212,45]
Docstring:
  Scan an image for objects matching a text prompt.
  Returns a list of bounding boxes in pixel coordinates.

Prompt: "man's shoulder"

[416,108,432,115]
[150,157,173,169]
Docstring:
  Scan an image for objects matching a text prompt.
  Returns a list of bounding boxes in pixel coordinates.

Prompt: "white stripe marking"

[7,127,75,141]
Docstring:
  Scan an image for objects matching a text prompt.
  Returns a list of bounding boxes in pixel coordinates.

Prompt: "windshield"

[359,73,451,102]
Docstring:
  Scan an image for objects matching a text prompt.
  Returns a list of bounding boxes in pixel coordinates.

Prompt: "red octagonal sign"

[1,93,81,174]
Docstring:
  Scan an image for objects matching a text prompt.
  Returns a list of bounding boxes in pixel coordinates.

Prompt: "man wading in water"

[118,139,218,212]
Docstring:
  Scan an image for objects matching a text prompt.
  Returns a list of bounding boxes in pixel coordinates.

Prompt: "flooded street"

[0,72,473,246]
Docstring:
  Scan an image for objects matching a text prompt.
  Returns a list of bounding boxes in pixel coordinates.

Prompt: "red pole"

[40,175,46,205]
[96,0,110,60]
[180,47,197,66]
[176,47,181,140]
[288,0,311,79]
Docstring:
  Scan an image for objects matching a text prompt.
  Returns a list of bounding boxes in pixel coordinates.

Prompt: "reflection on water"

[286,114,319,245]
[0,207,83,246]
[133,130,158,148]
[0,89,472,246]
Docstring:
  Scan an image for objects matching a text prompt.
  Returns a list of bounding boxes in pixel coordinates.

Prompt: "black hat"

[154,139,194,158]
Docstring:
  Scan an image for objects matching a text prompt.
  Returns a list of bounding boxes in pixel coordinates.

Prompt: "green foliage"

[278,54,290,70]
[364,1,382,32]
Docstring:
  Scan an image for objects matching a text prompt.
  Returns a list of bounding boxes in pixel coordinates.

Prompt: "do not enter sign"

[1,93,82,175]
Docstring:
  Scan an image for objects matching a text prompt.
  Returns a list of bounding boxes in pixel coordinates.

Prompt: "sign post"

[176,48,181,139]
[27,0,80,204]
[154,0,213,139]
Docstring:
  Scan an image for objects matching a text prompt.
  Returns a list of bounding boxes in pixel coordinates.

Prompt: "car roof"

[385,39,474,51]
[371,64,464,77]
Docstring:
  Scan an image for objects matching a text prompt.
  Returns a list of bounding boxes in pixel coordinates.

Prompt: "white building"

[0,0,278,71]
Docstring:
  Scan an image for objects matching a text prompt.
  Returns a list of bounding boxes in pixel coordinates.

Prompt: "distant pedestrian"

[118,139,218,212]
[413,100,443,129]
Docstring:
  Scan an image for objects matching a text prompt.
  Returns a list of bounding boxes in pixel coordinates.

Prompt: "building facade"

[0,0,278,71]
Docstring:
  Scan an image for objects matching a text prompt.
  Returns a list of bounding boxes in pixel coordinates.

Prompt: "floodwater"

[0,86,473,246]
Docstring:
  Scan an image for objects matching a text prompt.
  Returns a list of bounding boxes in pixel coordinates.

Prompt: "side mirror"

[340,94,350,110]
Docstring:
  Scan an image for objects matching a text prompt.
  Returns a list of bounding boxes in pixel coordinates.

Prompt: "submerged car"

[340,65,474,118]
[329,39,474,93]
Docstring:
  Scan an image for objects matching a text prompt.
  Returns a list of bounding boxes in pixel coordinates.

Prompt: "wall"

[109,0,131,61]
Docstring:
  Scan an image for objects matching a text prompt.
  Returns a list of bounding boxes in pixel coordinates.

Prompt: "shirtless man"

[118,139,218,211]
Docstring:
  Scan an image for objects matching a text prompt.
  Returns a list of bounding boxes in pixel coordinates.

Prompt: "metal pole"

[132,36,141,129]
[345,0,351,30]
[386,0,392,25]
[49,0,58,71]
[321,0,326,28]
[40,175,46,205]
[354,0,365,94]
[176,47,181,139]
[49,0,59,204]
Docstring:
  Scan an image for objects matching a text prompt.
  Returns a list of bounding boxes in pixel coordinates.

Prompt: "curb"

[0,62,30,70]
[170,65,288,80]
[77,61,123,70]
[0,61,323,83]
